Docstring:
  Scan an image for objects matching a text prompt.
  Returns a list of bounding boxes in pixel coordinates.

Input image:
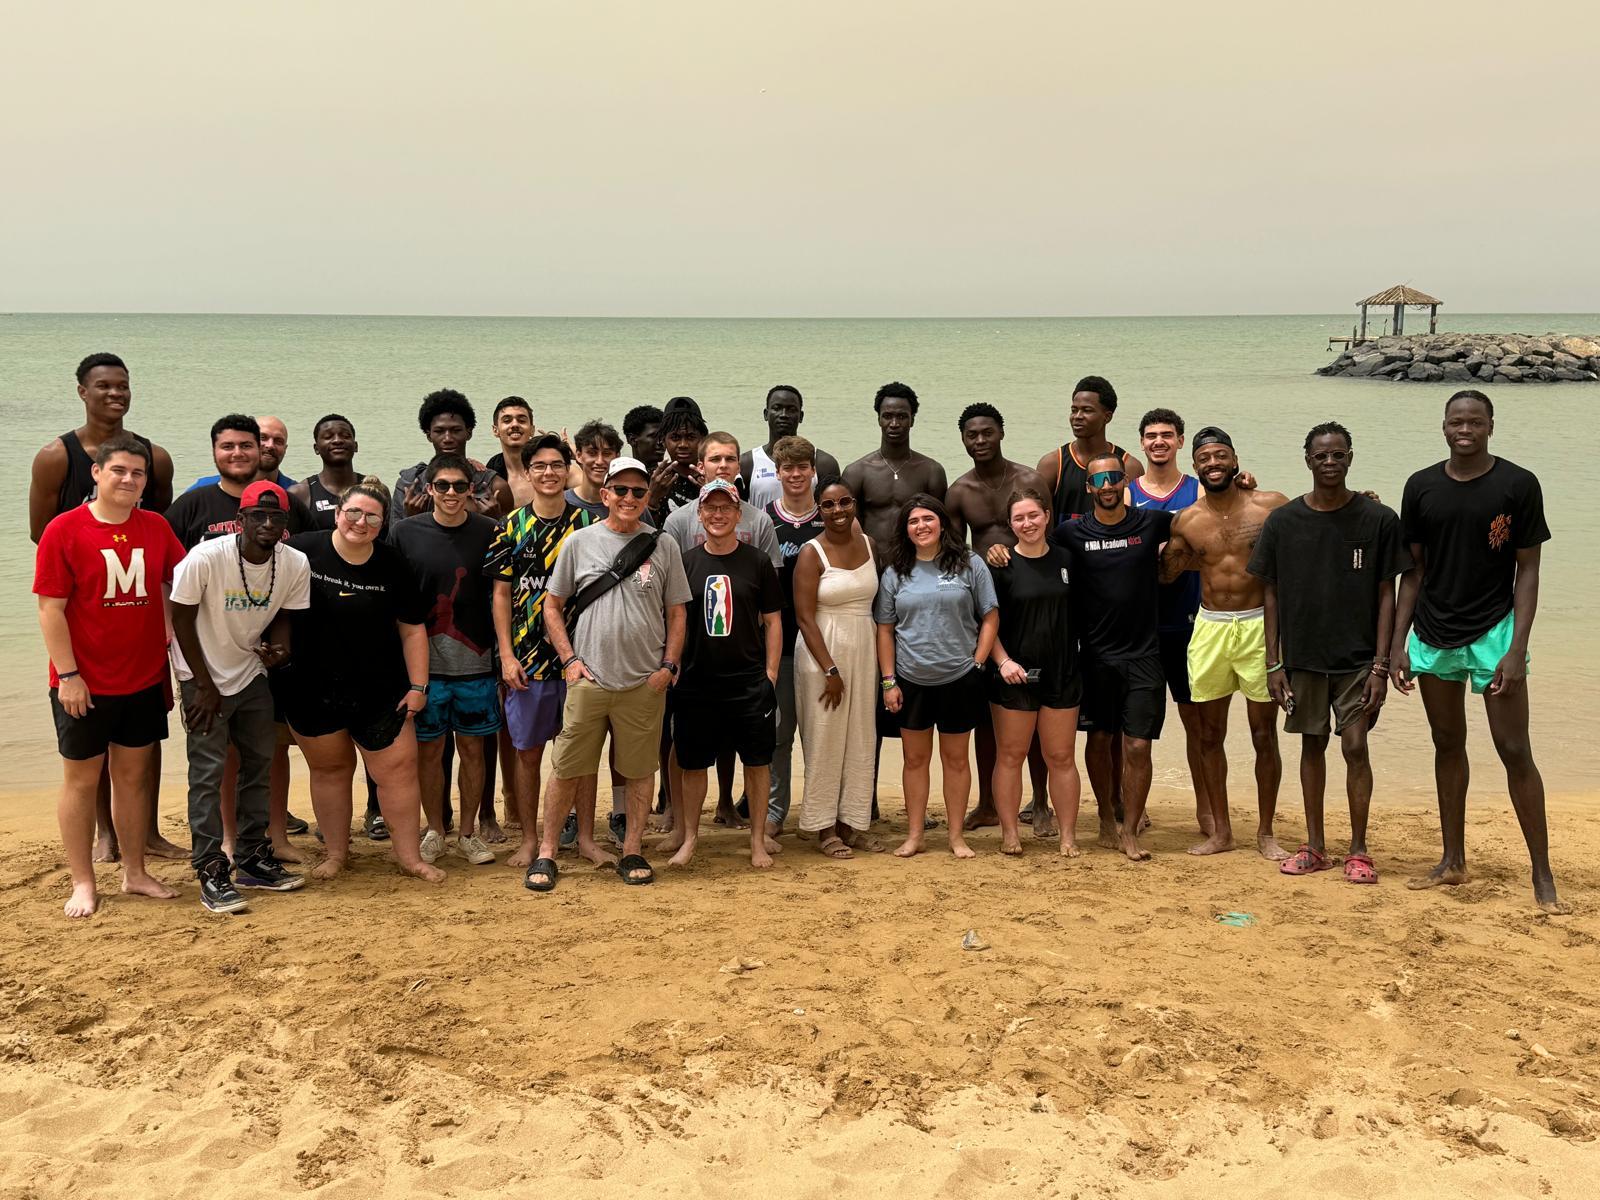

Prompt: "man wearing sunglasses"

[391,456,504,867]
[1160,428,1292,860]
[170,481,312,912]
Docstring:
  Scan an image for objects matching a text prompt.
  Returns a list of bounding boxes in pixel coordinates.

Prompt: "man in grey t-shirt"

[662,432,782,568]
[533,458,689,891]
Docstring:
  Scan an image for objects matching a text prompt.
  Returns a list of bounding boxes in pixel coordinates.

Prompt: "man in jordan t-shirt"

[34,434,187,919]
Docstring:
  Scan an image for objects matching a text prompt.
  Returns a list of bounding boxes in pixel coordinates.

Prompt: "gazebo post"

[1359,303,1368,342]
[1393,302,1404,335]
[1429,304,1438,334]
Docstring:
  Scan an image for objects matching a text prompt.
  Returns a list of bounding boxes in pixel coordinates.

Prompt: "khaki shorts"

[1284,669,1369,736]
[549,680,666,781]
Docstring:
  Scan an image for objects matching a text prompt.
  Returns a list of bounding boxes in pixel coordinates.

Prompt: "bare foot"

[654,830,685,856]
[948,836,977,860]
[667,842,696,868]
[817,835,854,859]
[479,817,507,845]
[1188,834,1236,856]
[507,842,537,869]
[766,820,783,840]
[1119,832,1152,862]
[1059,841,1082,858]
[1196,809,1216,838]
[647,811,673,834]
[1000,836,1022,856]
[963,807,999,831]
[763,834,783,855]
[1406,863,1469,890]
[1137,812,1152,834]
[713,802,748,830]
[402,861,446,883]
[270,840,305,864]
[750,846,774,869]
[144,834,187,860]
[310,856,347,881]
[64,882,98,919]
[1032,806,1059,839]
[1097,822,1120,851]
[1537,897,1574,915]
[577,839,618,868]
[1257,832,1290,861]
[842,830,886,853]
[1533,874,1569,914]
[892,837,924,858]
[121,872,179,900]
[93,829,119,863]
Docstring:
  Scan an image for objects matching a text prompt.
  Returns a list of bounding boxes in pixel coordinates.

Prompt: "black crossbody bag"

[561,531,662,637]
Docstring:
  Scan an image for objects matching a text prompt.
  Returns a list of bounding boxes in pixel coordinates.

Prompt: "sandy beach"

[1,753,1595,1199]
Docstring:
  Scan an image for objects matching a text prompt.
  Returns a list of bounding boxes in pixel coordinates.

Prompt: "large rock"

[1555,336,1600,358]
[1425,347,1463,363]
[1552,368,1589,381]
[1439,363,1475,382]
[1407,362,1444,382]
[1497,366,1524,382]
[1346,352,1386,377]
[1552,352,1582,368]
[1476,363,1497,380]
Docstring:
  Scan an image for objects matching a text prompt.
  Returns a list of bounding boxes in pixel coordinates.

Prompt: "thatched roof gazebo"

[1359,284,1441,340]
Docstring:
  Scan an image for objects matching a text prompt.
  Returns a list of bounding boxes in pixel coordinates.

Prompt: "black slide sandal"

[616,854,654,885]
[524,857,558,892]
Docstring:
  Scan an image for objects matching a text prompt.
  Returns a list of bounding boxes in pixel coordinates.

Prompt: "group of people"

[31,354,1566,917]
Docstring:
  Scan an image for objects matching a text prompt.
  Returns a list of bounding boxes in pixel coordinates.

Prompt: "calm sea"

[3,314,1595,797]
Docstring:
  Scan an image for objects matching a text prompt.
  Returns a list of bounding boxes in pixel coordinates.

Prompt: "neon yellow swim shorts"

[1187,607,1270,703]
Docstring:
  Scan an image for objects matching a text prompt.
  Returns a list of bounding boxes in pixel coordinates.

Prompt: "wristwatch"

[659,659,679,677]
[824,666,840,678]
[408,683,428,695]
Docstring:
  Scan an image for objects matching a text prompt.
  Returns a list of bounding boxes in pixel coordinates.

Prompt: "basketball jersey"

[1051,441,1131,522]
[747,445,781,510]
[306,475,341,530]
[1129,473,1202,631]
[57,429,155,513]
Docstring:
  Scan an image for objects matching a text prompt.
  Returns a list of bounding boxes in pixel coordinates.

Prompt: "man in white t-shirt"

[170,481,312,914]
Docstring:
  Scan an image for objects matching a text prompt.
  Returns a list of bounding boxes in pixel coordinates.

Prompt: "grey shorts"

[1284,669,1370,737]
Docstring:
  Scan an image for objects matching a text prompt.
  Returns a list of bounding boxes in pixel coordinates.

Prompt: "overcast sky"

[4,0,1596,316]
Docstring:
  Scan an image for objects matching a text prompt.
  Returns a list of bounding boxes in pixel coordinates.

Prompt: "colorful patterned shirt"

[482,501,593,678]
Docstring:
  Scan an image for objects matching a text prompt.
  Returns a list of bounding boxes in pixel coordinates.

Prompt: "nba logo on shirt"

[704,575,732,637]
[1060,567,1070,585]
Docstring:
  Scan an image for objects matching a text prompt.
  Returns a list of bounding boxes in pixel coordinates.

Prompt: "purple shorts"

[504,679,566,751]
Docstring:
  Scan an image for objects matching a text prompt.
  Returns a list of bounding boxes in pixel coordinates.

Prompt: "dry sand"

[1,757,1596,1198]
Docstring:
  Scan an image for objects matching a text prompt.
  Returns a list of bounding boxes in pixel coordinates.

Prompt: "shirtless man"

[944,402,1053,836]
[843,382,948,564]
[1160,428,1289,859]
[624,405,664,472]
[487,396,537,507]
[740,385,842,510]
[29,352,178,863]
[1036,375,1143,524]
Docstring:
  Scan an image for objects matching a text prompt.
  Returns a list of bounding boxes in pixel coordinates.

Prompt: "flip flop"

[1279,844,1331,875]
[617,854,654,885]
[1343,853,1378,884]
[818,835,854,859]
[524,857,558,892]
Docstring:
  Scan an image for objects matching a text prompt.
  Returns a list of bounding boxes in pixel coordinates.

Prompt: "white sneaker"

[420,829,444,863]
[455,833,495,865]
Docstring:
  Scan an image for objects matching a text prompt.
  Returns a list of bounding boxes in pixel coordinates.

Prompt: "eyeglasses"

[430,479,471,494]
[527,461,566,474]
[608,484,649,499]
[818,497,855,511]
[700,501,739,514]
[1088,470,1126,488]
[339,508,384,527]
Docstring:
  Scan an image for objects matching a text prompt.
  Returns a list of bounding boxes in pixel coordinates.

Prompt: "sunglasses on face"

[243,508,288,524]
[818,497,855,512]
[431,479,471,494]
[608,485,649,500]
[1088,470,1126,488]
[340,509,384,527]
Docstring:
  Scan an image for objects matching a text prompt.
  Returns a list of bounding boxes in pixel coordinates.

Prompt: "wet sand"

[1,756,1596,1198]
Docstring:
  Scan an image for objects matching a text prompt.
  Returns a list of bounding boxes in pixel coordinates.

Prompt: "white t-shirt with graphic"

[170,536,312,696]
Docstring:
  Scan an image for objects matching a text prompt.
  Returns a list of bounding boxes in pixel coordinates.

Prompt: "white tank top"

[747,444,781,510]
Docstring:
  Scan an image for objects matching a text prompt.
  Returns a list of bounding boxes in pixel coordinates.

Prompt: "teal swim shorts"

[1408,611,1526,694]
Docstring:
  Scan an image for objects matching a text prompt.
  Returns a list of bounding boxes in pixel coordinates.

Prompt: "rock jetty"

[1319,333,1600,383]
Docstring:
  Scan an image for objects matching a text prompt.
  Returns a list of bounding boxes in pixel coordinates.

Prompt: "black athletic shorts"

[987,667,1084,713]
[673,681,778,770]
[1079,655,1166,741]
[1158,626,1193,705]
[281,687,410,753]
[50,682,169,761]
[897,669,986,735]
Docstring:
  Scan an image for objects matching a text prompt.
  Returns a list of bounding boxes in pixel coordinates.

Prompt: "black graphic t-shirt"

[1401,459,1550,648]
[765,500,826,654]
[678,542,782,700]
[1048,507,1172,661]
[286,531,427,697]
[166,483,315,551]
[1249,495,1410,672]
[389,512,500,677]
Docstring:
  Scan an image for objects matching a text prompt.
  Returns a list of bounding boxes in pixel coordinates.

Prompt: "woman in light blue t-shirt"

[874,493,998,859]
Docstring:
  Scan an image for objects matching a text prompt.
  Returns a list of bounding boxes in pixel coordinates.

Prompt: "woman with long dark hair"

[874,493,999,857]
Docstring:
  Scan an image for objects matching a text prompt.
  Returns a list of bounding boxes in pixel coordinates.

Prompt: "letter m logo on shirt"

[100,547,148,600]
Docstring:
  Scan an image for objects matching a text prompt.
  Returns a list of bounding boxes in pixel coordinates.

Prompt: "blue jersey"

[1130,474,1201,632]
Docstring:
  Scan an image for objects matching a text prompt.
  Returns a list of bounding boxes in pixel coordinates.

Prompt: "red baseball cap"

[239,480,289,511]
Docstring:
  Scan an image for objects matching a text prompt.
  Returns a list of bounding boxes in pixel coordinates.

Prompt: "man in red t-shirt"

[34,434,187,918]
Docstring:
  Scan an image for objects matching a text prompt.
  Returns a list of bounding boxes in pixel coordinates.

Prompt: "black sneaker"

[608,811,627,848]
[284,812,310,835]
[236,855,306,892]
[200,864,248,914]
[559,811,578,849]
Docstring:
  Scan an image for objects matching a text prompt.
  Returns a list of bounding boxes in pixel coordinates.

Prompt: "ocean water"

[3,313,1596,798]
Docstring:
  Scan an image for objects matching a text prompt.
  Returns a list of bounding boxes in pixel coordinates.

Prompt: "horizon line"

[5,309,1599,322]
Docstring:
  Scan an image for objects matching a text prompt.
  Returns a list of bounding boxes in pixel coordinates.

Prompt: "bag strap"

[562,531,662,632]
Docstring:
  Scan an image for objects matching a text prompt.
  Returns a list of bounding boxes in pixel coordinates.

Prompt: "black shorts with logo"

[50,682,169,761]
[672,680,779,770]
[1079,654,1167,741]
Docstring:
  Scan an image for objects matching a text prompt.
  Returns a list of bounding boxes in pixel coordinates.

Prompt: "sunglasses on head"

[608,484,649,499]
[1088,470,1126,488]
[430,479,471,494]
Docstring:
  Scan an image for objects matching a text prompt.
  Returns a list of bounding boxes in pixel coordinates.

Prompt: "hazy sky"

[4,1,1596,316]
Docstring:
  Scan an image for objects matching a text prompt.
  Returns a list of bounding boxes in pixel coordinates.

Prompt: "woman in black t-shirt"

[280,477,444,884]
[988,488,1084,857]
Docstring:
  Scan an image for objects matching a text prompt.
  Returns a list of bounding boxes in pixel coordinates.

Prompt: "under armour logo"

[111,534,128,543]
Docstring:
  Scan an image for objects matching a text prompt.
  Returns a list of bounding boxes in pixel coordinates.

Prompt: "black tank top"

[306,475,341,530]
[1051,441,1130,522]
[58,429,154,512]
